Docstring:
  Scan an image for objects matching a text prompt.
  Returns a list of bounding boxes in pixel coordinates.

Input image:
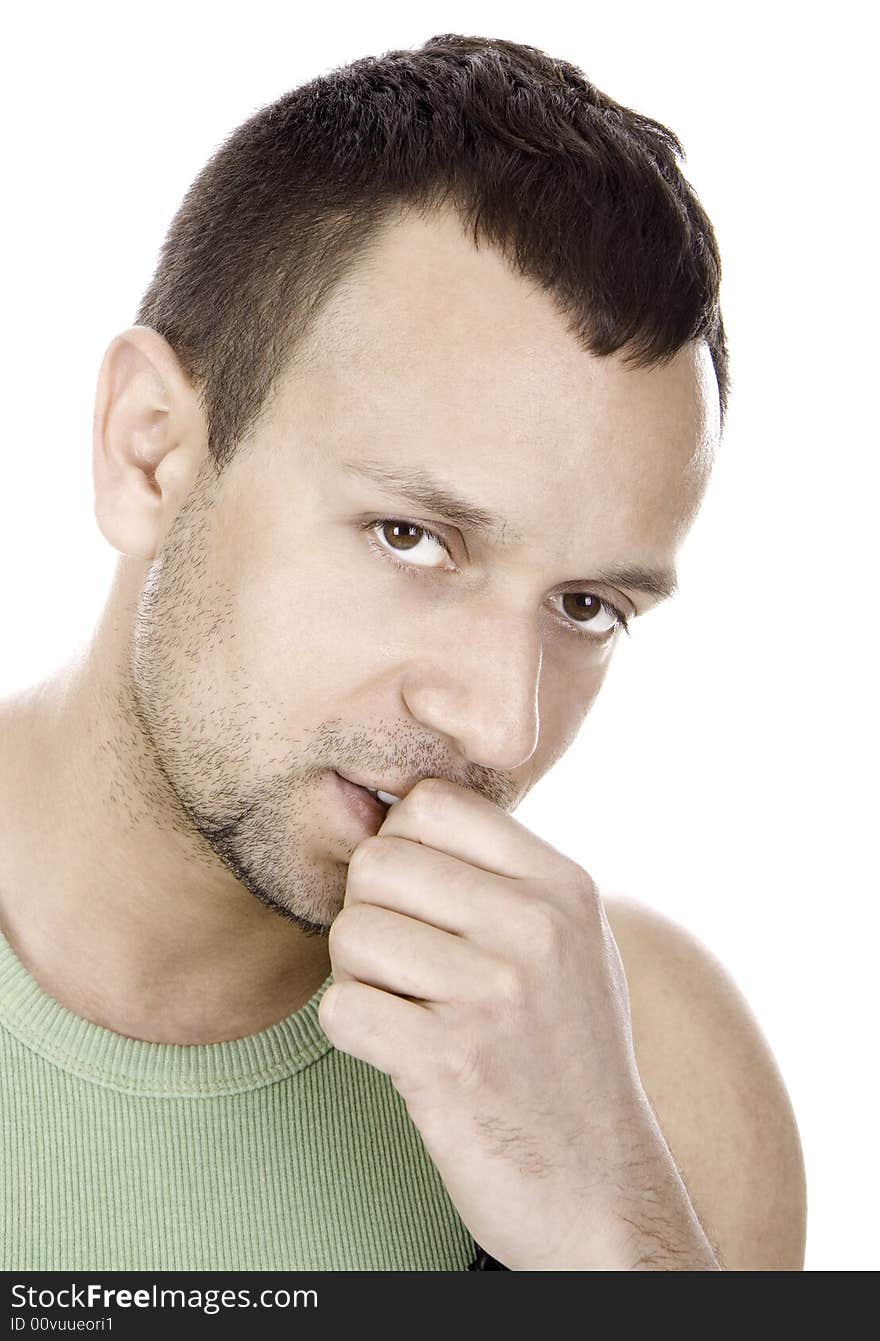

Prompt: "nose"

[401,594,542,774]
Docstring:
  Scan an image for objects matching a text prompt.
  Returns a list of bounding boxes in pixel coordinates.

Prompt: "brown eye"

[381,521,423,551]
[369,519,451,569]
[551,592,624,641]
[365,517,629,644]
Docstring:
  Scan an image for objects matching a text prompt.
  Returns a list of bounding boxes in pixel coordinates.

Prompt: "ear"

[91,325,207,558]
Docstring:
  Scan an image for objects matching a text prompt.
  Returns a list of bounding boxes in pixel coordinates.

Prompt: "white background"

[1,1,876,1270]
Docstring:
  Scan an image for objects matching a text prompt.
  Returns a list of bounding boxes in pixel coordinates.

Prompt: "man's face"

[127,205,718,936]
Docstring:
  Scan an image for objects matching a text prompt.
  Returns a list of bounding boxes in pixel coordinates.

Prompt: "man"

[0,34,806,1271]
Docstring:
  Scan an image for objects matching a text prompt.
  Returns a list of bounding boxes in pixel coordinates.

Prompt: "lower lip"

[333,771,390,831]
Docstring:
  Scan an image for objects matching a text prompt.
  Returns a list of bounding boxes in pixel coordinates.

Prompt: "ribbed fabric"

[0,927,475,1270]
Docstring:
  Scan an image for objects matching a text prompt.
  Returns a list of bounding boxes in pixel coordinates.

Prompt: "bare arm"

[604,894,807,1271]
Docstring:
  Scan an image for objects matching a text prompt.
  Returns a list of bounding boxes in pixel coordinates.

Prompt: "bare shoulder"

[602,892,807,1271]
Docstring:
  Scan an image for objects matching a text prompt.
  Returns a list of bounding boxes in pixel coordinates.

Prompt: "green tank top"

[0,926,475,1270]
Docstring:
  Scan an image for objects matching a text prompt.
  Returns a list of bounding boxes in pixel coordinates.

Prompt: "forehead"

[275,204,718,558]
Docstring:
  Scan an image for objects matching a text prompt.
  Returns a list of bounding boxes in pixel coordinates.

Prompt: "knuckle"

[328,903,366,952]
[409,775,452,818]
[442,1034,485,1093]
[318,981,343,1028]
[348,836,385,880]
[319,980,357,1037]
[492,960,527,1009]
[522,902,566,961]
[326,910,346,954]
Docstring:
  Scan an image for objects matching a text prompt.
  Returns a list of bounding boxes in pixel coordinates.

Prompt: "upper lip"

[336,770,414,798]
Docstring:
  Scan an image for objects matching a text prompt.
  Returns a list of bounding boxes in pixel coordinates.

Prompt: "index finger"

[376,777,568,882]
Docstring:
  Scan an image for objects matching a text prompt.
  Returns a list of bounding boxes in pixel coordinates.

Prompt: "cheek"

[227,551,402,709]
[537,655,609,765]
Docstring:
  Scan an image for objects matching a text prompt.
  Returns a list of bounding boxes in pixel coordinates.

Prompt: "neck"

[0,568,331,1045]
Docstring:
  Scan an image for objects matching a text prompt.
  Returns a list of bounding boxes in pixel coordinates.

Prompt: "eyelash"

[359,517,632,644]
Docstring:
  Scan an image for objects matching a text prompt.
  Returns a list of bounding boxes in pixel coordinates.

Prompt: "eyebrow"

[341,458,679,603]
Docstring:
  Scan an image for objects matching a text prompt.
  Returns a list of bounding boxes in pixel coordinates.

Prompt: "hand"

[318,777,716,1270]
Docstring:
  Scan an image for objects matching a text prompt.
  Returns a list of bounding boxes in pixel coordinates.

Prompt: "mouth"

[335,772,403,808]
[333,772,403,831]
[360,784,402,808]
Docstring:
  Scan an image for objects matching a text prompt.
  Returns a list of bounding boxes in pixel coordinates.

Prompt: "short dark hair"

[135,33,728,474]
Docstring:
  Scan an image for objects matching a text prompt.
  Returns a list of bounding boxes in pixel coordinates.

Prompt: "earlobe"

[91,327,204,559]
